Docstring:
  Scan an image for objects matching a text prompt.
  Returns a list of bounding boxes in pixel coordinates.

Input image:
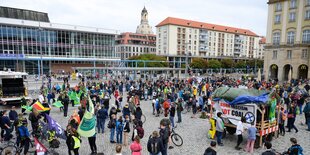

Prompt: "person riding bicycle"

[18,119,30,155]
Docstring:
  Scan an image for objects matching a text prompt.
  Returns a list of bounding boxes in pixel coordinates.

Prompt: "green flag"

[52,100,63,108]
[21,105,32,111]
[269,98,277,122]
[77,110,96,137]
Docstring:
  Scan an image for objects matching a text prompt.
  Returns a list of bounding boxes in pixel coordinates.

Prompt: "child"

[116,144,122,155]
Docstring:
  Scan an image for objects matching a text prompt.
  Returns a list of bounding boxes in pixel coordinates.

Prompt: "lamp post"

[38,27,44,86]
[184,42,190,77]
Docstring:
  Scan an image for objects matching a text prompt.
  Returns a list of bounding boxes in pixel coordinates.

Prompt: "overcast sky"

[1,0,268,36]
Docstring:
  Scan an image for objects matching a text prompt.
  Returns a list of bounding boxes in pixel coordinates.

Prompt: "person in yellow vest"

[193,86,198,99]
[66,126,81,155]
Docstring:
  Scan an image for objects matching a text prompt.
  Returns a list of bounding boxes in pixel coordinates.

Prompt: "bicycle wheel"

[171,133,183,147]
[1,145,17,155]
[141,114,146,124]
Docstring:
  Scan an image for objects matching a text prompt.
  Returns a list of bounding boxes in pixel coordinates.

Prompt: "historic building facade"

[264,0,310,81]
[116,7,156,60]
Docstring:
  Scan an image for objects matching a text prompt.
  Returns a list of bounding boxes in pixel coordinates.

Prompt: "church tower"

[136,6,153,34]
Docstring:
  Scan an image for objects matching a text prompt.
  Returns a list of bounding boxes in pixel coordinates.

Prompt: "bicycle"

[0,138,36,155]
[170,127,183,147]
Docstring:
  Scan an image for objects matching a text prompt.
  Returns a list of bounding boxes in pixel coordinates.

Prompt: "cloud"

[1,0,267,36]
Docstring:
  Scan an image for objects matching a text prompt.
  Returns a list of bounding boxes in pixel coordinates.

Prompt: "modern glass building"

[0,7,120,75]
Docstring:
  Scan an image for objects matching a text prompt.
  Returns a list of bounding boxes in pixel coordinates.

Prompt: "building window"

[290,0,297,9]
[276,3,282,11]
[275,14,281,24]
[273,32,281,45]
[273,50,278,59]
[287,50,292,59]
[307,0,310,6]
[287,31,295,44]
[302,49,308,59]
[305,10,310,20]
[289,12,296,22]
[302,29,310,43]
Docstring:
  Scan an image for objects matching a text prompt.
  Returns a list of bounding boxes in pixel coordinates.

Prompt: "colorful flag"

[69,91,80,105]
[77,96,96,137]
[34,137,47,155]
[21,105,32,111]
[32,101,50,112]
[52,100,63,108]
[45,114,66,140]
[269,98,277,122]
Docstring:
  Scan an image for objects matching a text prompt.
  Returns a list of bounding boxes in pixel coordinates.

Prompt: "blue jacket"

[18,126,30,138]
[97,108,108,120]
[116,121,123,132]
[198,97,204,106]
[9,110,18,121]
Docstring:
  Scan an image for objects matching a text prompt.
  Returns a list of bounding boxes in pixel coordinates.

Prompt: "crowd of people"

[0,74,309,155]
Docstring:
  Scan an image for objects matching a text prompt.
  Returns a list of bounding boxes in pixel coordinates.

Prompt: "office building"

[264,0,310,81]
[0,6,119,75]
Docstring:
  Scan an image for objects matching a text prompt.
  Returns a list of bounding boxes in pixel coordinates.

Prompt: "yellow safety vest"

[72,136,81,149]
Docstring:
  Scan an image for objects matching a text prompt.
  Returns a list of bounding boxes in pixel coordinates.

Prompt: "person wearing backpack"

[116,116,124,144]
[283,138,303,155]
[163,99,170,117]
[147,131,164,155]
[109,114,117,143]
[159,121,169,155]
[135,121,144,140]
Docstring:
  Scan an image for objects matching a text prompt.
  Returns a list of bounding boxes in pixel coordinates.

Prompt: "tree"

[128,54,168,67]
[235,60,246,68]
[190,58,208,69]
[221,58,234,68]
[208,60,221,69]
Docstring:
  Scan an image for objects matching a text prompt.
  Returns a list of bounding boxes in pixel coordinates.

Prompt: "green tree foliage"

[190,58,208,69]
[128,54,168,67]
[235,60,246,68]
[221,58,234,68]
[246,59,264,68]
[208,60,221,69]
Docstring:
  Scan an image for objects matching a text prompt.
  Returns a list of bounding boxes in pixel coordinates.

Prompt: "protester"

[123,115,131,146]
[303,98,310,131]
[287,103,298,133]
[235,117,246,150]
[169,103,176,128]
[203,141,217,155]
[109,114,117,143]
[1,110,12,141]
[245,122,257,154]
[283,138,303,155]
[279,106,286,136]
[116,116,123,144]
[147,131,164,155]
[159,120,169,155]
[262,141,276,155]
[18,119,30,155]
[97,105,108,133]
[115,144,122,155]
[88,133,97,154]
[130,135,142,155]
[215,112,224,146]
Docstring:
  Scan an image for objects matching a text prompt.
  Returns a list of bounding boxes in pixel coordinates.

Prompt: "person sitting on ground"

[262,141,276,155]
[283,138,303,155]
[204,141,217,155]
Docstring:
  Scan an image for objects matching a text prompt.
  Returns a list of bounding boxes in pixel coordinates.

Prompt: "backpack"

[116,121,123,131]
[50,139,60,148]
[148,137,159,154]
[136,126,144,139]
[163,101,170,109]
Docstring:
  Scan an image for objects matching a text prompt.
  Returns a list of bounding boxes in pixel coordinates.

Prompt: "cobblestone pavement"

[2,85,309,155]
[39,96,309,155]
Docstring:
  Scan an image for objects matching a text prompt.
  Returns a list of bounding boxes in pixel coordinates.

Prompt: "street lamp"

[38,27,44,86]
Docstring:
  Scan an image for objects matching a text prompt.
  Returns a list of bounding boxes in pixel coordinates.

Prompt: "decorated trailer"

[211,87,280,147]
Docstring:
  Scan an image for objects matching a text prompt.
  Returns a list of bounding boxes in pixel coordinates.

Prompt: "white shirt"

[38,94,44,103]
[236,121,244,135]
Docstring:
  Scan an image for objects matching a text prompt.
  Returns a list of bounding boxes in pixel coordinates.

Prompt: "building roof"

[156,17,258,37]
[260,37,266,44]
[0,6,50,22]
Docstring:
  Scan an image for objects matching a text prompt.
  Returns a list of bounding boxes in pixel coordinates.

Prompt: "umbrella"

[257,68,261,82]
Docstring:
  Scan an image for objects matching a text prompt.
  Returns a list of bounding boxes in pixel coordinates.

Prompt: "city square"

[0,0,310,155]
